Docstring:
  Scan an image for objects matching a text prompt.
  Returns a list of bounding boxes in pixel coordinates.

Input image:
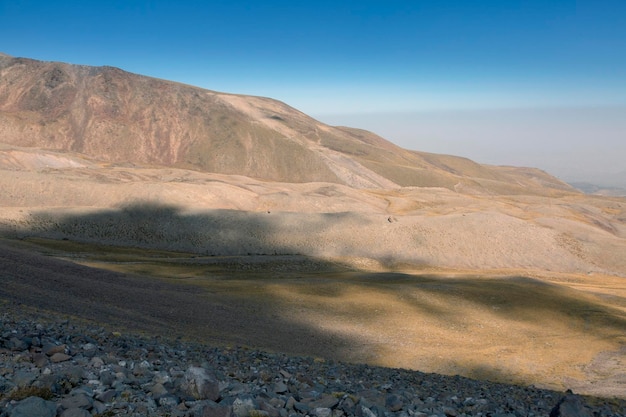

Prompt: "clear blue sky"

[1,1,625,185]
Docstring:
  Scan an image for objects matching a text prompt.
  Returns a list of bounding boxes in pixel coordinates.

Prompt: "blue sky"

[1,1,625,184]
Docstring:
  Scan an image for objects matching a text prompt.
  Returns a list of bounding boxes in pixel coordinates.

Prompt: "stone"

[201,401,232,417]
[310,394,340,409]
[99,370,116,386]
[158,394,180,407]
[60,393,93,410]
[0,376,16,394]
[60,408,91,417]
[259,400,281,417]
[152,370,171,385]
[181,366,220,401]
[81,343,97,357]
[32,353,48,368]
[285,396,297,410]
[43,344,67,356]
[9,396,57,417]
[273,381,289,394]
[385,394,403,412]
[62,365,84,385]
[232,395,259,417]
[311,407,333,417]
[8,337,29,351]
[96,389,117,403]
[357,405,377,417]
[549,393,594,417]
[89,356,104,368]
[442,406,458,417]
[150,382,169,398]
[300,389,321,399]
[339,396,356,415]
[50,352,72,363]
[70,386,94,397]
[92,400,108,415]
[294,401,311,414]
[13,370,37,387]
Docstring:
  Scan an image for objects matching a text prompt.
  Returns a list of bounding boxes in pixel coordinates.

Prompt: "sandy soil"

[1,164,624,276]
[1,154,625,398]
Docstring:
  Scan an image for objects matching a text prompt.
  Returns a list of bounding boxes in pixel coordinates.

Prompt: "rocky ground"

[1,310,624,417]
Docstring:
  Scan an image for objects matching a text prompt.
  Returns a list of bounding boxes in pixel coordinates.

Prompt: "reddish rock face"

[0,54,574,195]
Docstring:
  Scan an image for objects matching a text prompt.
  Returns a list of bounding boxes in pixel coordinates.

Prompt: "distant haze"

[316,106,626,188]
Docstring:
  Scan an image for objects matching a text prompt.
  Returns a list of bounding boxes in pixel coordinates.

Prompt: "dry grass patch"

[4,238,626,397]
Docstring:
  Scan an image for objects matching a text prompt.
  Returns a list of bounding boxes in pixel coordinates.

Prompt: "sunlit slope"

[1,159,624,277]
[0,53,574,195]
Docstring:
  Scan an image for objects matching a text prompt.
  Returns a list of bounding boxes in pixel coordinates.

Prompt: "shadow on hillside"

[2,202,626,391]
[2,202,377,258]
[330,273,626,334]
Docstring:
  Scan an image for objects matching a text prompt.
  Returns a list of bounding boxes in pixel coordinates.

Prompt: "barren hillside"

[0,53,574,195]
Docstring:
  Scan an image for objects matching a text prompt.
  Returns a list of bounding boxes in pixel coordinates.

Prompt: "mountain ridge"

[0,53,575,195]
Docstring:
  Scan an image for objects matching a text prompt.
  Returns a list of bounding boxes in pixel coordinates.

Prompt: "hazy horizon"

[315,106,626,188]
[2,1,625,188]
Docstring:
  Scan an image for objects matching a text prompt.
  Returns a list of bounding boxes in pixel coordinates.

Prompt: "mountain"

[0,53,574,195]
[1,53,626,397]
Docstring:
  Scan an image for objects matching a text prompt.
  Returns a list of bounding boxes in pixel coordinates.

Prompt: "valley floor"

[1,237,625,399]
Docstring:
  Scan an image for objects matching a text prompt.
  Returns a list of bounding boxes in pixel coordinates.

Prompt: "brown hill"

[0,53,573,195]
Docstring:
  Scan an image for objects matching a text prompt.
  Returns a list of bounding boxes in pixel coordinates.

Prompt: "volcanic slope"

[0,53,572,195]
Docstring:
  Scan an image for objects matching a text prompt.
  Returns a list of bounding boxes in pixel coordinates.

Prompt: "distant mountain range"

[0,53,575,196]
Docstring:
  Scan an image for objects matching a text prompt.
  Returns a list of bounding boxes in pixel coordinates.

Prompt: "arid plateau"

[1,54,625,400]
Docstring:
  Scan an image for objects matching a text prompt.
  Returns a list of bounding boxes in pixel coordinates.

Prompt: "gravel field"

[1,310,625,417]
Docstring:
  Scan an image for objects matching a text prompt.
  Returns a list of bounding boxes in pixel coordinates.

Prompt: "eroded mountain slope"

[0,54,574,194]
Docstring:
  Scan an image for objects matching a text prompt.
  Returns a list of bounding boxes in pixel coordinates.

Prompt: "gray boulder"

[60,393,93,410]
[231,395,259,417]
[60,408,92,417]
[181,366,220,401]
[9,396,57,417]
[550,393,593,417]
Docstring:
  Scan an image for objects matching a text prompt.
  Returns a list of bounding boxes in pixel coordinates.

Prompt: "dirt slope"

[0,53,574,195]
[0,149,623,276]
